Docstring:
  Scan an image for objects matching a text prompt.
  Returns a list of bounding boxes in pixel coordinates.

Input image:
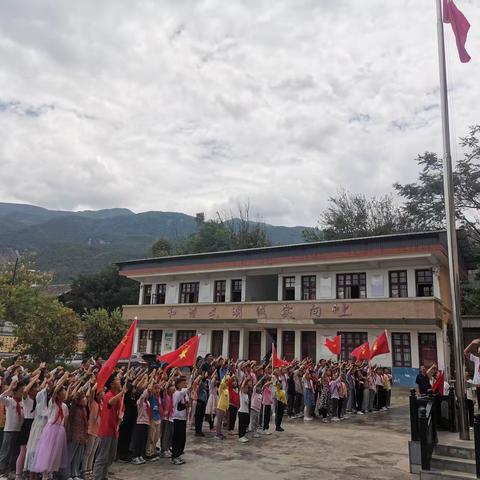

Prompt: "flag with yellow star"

[157,334,200,369]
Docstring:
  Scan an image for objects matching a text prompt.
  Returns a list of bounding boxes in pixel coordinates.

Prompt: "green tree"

[14,296,81,362]
[60,265,139,314]
[82,308,127,358]
[180,220,234,254]
[303,191,412,241]
[151,237,174,257]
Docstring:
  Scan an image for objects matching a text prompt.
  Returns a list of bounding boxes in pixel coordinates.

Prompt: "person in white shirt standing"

[171,376,188,466]
[464,339,480,411]
[0,380,24,477]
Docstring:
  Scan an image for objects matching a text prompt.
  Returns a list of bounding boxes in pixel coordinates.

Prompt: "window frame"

[154,283,167,304]
[179,282,200,304]
[391,332,412,367]
[138,329,148,352]
[389,270,408,298]
[283,276,296,301]
[143,284,152,304]
[214,280,226,303]
[415,269,433,297]
[336,273,367,299]
[301,275,316,300]
[231,279,242,302]
[338,331,368,361]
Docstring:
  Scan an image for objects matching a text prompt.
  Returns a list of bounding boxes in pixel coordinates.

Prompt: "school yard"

[111,392,413,480]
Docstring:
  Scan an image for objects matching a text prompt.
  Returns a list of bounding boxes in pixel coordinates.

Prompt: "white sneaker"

[356,411,364,415]
[332,417,339,422]
[322,418,329,423]
[253,433,260,438]
[139,457,147,464]
[304,416,313,421]
[171,458,185,465]
[131,458,143,465]
[382,407,388,411]
[262,429,272,435]
[239,436,249,443]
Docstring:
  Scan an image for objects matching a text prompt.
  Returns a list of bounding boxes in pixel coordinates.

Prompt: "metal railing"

[419,401,438,470]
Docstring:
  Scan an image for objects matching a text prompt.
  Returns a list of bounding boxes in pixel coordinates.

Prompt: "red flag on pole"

[157,335,200,369]
[97,317,137,392]
[370,331,390,359]
[325,335,341,356]
[443,0,471,63]
[272,343,290,368]
[351,342,370,361]
[432,370,445,395]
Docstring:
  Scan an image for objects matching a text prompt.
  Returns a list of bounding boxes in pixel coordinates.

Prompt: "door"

[151,330,162,354]
[418,333,438,367]
[282,331,295,360]
[248,331,262,361]
[301,331,316,362]
[228,331,240,360]
[176,330,196,349]
[211,330,224,357]
[265,328,277,361]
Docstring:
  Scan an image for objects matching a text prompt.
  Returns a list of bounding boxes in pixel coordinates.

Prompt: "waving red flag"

[443,0,471,63]
[370,331,390,359]
[272,343,290,368]
[325,335,341,356]
[158,335,200,369]
[351,342,370,361]
[432,370,445,396]
[97,317,137,392]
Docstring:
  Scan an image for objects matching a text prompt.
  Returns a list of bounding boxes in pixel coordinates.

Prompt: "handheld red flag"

[370,331,390,359]
[97,317,137,392]
[272,343,290,368]
[325,335,341,356]
[432,371,445,396]
[351,342,370,361]
[158,335,200,369]
[443,0,471,63]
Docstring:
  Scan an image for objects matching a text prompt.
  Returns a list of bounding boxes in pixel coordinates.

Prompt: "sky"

[0,0,479,227]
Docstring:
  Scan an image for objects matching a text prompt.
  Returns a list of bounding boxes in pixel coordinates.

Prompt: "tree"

[60,265,139,314]
[14,296,81,362]
[82,308,127,358]
[303,191,412,241]
[394,125,480,245]
[180,220,233,254]
[151,237,174,257]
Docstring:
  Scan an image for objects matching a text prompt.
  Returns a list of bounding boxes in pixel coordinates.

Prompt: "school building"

[118,230,472,386]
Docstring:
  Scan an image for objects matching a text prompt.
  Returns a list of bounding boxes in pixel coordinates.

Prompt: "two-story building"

[118,230,471,386]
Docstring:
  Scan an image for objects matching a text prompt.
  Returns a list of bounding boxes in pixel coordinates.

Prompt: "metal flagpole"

[435,0,469,440]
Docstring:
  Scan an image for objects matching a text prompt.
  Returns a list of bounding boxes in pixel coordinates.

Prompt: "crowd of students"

[0,354,393,480]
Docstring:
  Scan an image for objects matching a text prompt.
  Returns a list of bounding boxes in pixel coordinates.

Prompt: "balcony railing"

[123,297,443,323]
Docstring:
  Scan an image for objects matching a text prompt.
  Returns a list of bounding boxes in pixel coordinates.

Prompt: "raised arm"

[465,339,480,359]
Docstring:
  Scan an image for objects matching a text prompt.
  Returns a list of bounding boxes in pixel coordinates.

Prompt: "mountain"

[0,203,308,282]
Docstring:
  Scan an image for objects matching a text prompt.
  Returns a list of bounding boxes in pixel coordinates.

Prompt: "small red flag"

[443,0,471,63]
[157,335,200,369]
[370,331,390,359]
[97,317,137,392]
[432,370,445,396]
[272,343,290,368]
[351,342,370,361]
[325,335,341,356]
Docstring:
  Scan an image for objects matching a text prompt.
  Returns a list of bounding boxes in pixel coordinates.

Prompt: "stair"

[420,443,478,480]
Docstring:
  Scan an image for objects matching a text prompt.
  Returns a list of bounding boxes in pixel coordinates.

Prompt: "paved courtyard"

[111,393,413,480]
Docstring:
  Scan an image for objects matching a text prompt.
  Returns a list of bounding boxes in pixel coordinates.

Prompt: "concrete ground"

[111,393,413,480]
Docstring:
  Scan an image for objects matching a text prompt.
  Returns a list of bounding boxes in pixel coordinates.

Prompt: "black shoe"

[275,427,284,432]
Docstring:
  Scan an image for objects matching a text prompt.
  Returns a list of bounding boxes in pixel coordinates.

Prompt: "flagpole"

[435,0,468,440]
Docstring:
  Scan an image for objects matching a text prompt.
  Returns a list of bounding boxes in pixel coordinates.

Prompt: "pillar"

[294,330,301,360]
[133,327,140,353]
[315,330,322,362]
[222,329,229,357]
[260,330,266,360]
[277,328,283,357]
[239,328,246,360]
[139,284,144,305]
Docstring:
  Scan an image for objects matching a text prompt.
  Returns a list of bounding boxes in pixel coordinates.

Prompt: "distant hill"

[0,203,308,282]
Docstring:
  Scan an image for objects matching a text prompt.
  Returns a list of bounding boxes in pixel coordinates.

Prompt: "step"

[435,444,476,461]
[421,468,477,480]
[431,455,476,475]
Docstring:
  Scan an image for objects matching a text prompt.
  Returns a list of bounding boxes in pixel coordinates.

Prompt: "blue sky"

[0,0,478,226]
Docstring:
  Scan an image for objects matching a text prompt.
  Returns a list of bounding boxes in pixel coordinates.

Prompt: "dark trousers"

[0,431,20,473]
[376,386,386,410]
[238,412,250,438]
[228,405,238,431]
[275,402,284,428]
[467,398,475,427]
[131,424,149,458]
[294,393,302,414]
[93,436,118,480]
[287,394,295,416]
[195,400,206,434]
[355,386,364,411]
[172,419,186,459]
[319,408,328,419]
[262,405,271,430]
[332,398,339,417]
[206,414,215,430]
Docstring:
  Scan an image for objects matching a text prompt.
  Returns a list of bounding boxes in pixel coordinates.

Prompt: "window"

[179,282,199,304]
[301,276,316,300]
[283,276,295,301]
[389,271,408,298]
[231,279,242,302]
[392,332,411,367]
[154,284,166,304]
[151,330,162,354]
[338,331,368,361]
[211,330,224,357]
[138,329,148,352]
[416,269,433,297]
[336,273,367,299]
[176,330,196,349]
[214,280,226,303]
[143,285,152,304]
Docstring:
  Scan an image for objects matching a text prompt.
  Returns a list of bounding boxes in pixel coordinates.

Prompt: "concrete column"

[133,327,140,353]
[277,328,283,357]
[294,275,301,301]
[315,330,322,361]
[407,269,416,297]
[260,329,266,360]
[146,331,153,353]
[222,329,229,357]
[239,328,246,360]
[241,276,246,302]
[411,331,420,369]
[433,267,441,299]
[225,280,232,303]
[139,284,144,305]
[436,329,445,371]
[277,276,283,301]
[294,330,301,360]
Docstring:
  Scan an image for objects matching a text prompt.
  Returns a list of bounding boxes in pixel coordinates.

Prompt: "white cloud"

[0,0,478,226]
